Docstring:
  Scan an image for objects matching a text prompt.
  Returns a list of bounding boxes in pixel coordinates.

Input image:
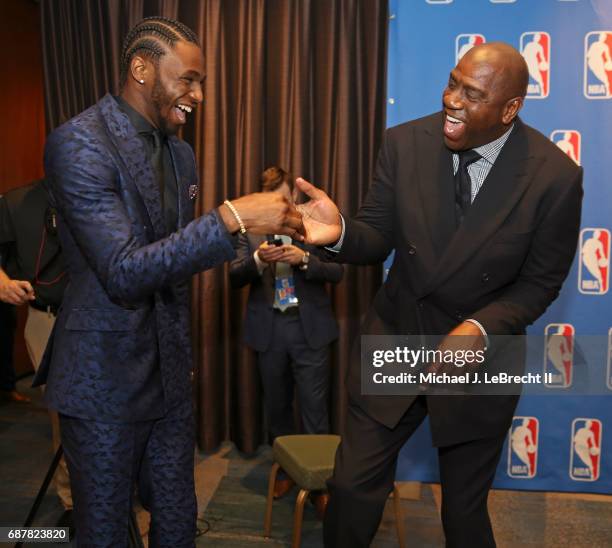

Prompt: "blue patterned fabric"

[60,400,196,548]
[35,93,236,422]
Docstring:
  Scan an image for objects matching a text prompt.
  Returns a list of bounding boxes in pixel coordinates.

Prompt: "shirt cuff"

[324,215,346,253]
[253,250,267,275]
[465,318,489,349]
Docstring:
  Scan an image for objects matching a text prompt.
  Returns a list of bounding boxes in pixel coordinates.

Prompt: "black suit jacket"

[337,112,583,446]
[0,180,66,307]
[230,234,343,352]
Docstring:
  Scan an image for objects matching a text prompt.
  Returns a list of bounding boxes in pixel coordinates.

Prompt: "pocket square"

[189,184,199,200]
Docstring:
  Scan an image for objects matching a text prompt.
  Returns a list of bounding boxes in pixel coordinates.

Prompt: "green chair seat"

[273,435,340,491]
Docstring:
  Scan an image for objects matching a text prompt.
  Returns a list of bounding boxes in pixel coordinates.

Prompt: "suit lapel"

[98,94,165,240]
[425,120,541,291]
[248,234,275,303]
[168,137,191,229]
[415,116,456,263]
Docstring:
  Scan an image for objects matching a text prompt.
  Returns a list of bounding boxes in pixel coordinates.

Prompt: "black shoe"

[56,509,75,541]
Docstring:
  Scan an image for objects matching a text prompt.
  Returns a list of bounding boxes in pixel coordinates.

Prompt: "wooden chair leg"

[263,462,281,538]
[393,483,407,548]
[291,488,309,548]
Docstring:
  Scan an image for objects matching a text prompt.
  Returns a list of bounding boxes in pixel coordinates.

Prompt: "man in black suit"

[0,180,73,523]
[230,167,343,500]
[296,43,583,547]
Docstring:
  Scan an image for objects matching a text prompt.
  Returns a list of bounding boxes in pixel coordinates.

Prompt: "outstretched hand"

[295,178,342,246]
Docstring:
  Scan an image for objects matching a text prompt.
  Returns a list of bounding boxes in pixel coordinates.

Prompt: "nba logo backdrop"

[520,32,550,98]
[544,323,574,388]
[607,328,612,390]
[570,419,602,481]
[508,417,539,478]
[550,130,581,165]
[584,31,612,99]
[455,34,485,63]
[578,228,610,295]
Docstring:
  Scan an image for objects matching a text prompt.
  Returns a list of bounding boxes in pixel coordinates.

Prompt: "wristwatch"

[299,251,310,271]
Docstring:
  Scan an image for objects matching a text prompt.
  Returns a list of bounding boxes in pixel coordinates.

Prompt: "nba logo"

[578,228,610,295]
[570,418,602,481]
[456,34,486,63]
[607,328,612,390]
[508,417,539,478]
[520,32,551,98]
[584,31,612,99]
[550,130,581,165]
[544,323,574,388]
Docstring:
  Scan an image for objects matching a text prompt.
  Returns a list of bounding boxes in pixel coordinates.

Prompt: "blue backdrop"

[387,0,612,493]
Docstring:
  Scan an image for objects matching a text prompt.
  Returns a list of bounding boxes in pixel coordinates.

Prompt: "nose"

[443,87,462,110]
[191,82,203,104]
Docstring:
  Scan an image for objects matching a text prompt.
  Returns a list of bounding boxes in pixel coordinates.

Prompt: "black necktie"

[454,149,481,226]
[149,129,165,210]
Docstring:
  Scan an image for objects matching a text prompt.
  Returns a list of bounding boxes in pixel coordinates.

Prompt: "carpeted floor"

[1,377,611,547]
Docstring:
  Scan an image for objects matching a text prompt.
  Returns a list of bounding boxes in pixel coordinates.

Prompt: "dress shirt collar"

[470,124,514,166]
[114,95,160,136]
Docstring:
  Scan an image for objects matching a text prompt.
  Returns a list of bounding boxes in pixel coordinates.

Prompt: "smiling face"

[442,43,526,151]
[144,41,205,134]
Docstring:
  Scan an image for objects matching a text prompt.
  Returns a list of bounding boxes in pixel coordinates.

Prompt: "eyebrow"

[182,69,205,82]
[450,69,486,96]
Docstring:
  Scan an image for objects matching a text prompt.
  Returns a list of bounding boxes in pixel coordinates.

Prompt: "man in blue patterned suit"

[35,17,303,547]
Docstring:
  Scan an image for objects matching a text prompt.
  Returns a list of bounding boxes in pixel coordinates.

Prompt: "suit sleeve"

[45,126,236,305]
[304,251,344,284]
[0,196,16,245]
[470,167,583,335]
[229,234,261,288]
[335,129,397,264]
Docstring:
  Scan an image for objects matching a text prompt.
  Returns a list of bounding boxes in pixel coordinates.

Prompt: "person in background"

[230,167,343,513]
[0,240,29,403]
[0,180,72,528]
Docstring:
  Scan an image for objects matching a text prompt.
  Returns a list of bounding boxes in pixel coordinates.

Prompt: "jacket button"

[408,245,417,255]
[481,272,490,282]
[455,310,463,320]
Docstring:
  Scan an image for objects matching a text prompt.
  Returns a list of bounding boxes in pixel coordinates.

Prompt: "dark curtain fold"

[40,0,388,454]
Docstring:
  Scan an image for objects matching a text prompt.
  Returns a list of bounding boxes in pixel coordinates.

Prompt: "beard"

[151,73,177,135]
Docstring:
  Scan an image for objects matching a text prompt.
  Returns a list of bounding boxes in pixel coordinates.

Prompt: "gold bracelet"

[223,199,247,234]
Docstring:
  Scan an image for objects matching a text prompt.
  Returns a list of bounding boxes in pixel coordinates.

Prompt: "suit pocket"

[65,308,146,331]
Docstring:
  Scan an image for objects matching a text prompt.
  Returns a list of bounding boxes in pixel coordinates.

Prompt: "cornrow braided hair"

[119,16,199,88]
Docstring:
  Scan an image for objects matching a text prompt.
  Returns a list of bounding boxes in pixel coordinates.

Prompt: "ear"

[130,55,150,86]
[502,97,523,125]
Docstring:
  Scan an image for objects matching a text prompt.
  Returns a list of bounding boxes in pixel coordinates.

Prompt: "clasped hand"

[221,177,342,245]
[257,243,305,266]
[221,192,304,240]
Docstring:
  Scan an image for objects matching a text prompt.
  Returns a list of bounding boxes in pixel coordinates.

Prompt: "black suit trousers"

[258,312,330,440]
[323,396,506,548]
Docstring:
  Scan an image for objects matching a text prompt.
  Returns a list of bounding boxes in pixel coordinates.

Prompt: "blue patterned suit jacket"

[34,93,236,422]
